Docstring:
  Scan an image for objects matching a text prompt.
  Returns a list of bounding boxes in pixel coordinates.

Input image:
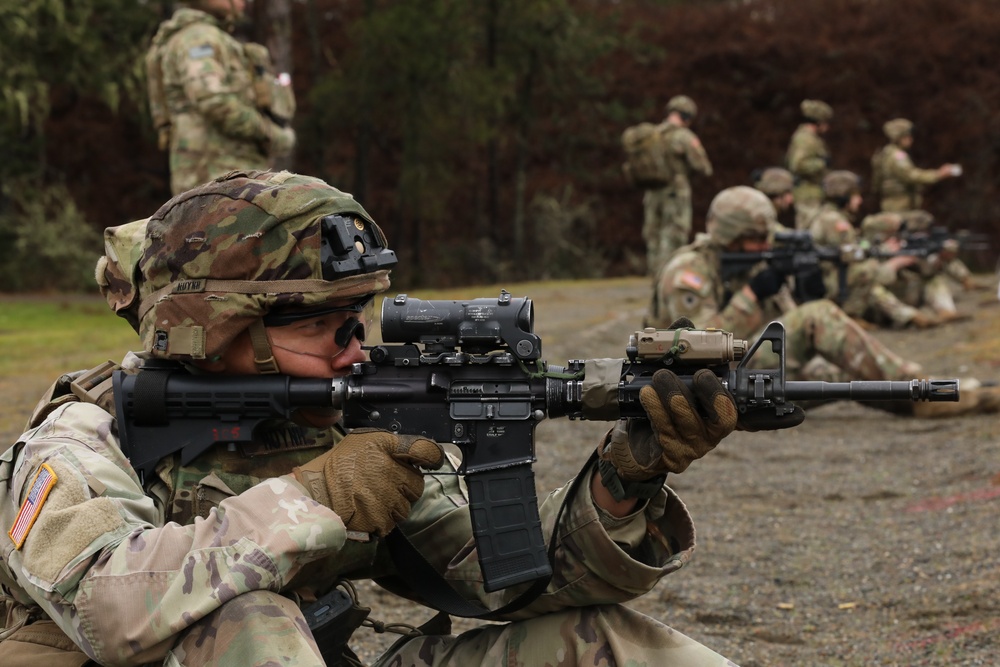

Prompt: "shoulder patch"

[689,137,702,148]
[188,44,215,59]
[9,463,58,549]
[894,150,907,161]
[679,270,704,290]
[835,220,852,233]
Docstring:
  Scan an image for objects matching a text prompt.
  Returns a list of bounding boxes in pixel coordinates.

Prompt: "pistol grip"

[466,464,552,592]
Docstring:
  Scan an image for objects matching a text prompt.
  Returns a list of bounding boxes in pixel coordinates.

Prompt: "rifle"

[868,226,991,260]
[113,291,957,596]
[720,230,861,304]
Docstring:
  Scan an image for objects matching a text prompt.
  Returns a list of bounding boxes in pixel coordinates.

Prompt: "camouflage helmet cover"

[822,170,861,198]
[666,95,698,118]
[899,209,934,231]
[706,186,777,246]
[96,170,395,361]
[884,118,913,142]
[754,167,794,196]
[800,99,833,122]
[861,212,903,237]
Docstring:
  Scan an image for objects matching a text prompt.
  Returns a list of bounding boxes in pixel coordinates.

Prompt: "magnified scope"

[380,290,541,359]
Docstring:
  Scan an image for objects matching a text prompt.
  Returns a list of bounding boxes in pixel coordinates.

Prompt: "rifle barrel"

[784,379,959,402]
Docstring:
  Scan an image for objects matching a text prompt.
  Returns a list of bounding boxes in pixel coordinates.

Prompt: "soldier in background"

[861,209,973,323]
[646,186,1000,417]
[786,99,833,228]
[871,118,961,213]
[146,0,297,195]
[641,95,713,276]
[808,171,936,329]
[752,166,795,228]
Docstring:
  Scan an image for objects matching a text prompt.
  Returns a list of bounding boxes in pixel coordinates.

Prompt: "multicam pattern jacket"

[0,355,696,664]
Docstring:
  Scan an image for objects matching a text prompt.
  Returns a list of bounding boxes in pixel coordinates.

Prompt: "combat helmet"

[706,186,776,246]
[801,99,833,123]
[753,167,794,197]
[666,95,698,119]
[96,170,396,371]
[822,170,861,199]
[884,118,913,142]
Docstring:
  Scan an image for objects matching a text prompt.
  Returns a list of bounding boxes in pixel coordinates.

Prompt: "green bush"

[0,180,103,292]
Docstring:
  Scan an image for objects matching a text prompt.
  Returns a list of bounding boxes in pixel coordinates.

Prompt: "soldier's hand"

[600,369,737,483]
[268,124,297,157]
[747,267,789,301]
[293,429,444,536]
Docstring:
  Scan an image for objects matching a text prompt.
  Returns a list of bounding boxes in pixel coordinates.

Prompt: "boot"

[909,311,939,329]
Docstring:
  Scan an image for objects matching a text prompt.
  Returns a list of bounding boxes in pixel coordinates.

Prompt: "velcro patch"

[189,44,215,59]
[894,150,907,161]
[9,463,58,549]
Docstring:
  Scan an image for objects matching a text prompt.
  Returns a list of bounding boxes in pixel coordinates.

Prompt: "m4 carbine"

[113,291,957,596]
[720,230,865,304]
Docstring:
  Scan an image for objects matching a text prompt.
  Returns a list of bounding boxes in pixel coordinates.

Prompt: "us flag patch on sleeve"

[680,271,704,290]
[9,463,58,549]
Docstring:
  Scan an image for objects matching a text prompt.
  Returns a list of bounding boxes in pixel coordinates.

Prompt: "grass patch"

[0,298,137,377]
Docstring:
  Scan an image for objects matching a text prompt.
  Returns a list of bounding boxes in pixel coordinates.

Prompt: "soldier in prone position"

[1,170,770,666]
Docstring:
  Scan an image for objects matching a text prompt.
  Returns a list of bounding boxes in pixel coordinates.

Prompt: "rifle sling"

[383,451,595,620]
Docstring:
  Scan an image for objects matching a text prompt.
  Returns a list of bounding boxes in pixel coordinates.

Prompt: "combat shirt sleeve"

[392,454,696,620]
[168,24,274,143]
[0,402,347,665]
[886,150,941,186]
[651,250,763,336]
[677,129,713,177]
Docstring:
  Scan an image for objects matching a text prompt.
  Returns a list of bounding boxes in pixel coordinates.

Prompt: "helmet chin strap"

[249,317,367,370]
[248,319,281,374]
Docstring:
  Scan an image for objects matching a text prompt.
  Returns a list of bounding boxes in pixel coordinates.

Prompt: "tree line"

[2,0,997,291]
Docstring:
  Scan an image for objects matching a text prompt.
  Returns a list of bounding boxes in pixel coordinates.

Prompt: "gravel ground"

[348,276,1000,666]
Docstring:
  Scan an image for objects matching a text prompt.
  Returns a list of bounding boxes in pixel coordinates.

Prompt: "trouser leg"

[373,604,736,667]
[165,590,323,667]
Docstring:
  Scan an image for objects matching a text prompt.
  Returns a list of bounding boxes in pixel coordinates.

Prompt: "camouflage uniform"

[147,7,296,195]
[0,172,736,666]
[860,213,970,320]
[872,119,949,213]
[785,100,832,228]
[647,187,922,384]
[643,96,713,276]
[807,173,923,328]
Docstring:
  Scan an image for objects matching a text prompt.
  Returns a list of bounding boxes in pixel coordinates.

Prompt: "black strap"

[383,452,596,620]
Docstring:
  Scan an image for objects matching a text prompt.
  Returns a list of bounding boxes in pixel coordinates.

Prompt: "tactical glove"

[598,368,738,498]
[293,429,444,536]
[747,267,788,301]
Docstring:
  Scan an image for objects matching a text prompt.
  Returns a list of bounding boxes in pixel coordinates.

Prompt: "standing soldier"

[871,118,961,213]
[146,0,297,195]
[786,99,833,228]
[641,95,713,276]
